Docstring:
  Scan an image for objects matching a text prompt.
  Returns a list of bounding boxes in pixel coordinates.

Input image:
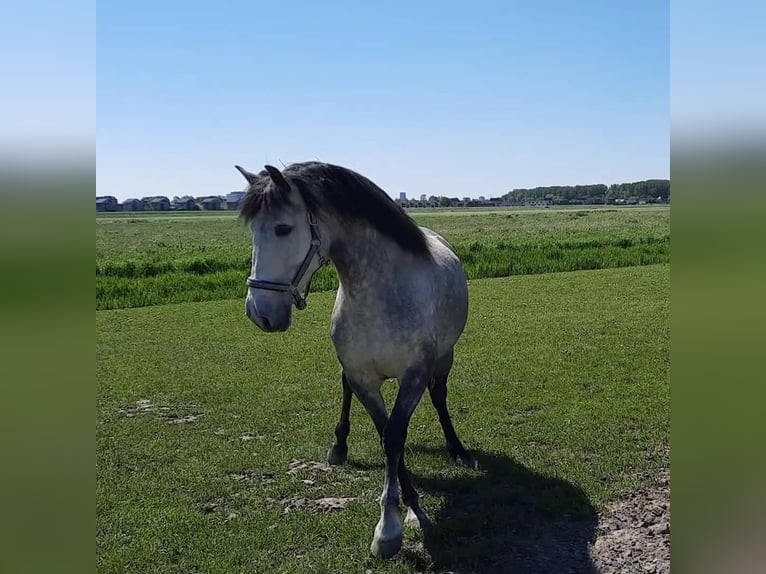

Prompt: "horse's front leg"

[327,371,352,465]
[370,363,430,559]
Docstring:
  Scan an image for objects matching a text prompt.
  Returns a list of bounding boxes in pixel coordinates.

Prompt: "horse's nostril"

[259,316,272,330]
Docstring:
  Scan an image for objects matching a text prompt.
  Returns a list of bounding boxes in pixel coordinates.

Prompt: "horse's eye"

[275,224,293,237]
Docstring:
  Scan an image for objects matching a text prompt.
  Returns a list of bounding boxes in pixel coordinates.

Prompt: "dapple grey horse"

[236,161,475,558]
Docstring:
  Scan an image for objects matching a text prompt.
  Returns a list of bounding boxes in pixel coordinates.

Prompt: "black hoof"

[327,443,348,465]
[458,453,479,469]
[450,448,479,469]
[405,506,432,529]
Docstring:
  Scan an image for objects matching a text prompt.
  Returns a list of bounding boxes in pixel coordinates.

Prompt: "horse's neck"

[328,225,400,300]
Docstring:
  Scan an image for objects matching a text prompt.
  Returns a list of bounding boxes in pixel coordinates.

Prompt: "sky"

[1,1,93,164]
[671,0,766,146]
[97,0,669,201]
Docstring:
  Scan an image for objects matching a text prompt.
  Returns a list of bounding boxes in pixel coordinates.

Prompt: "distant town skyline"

[97,177,669,213]
[101,172,669,203]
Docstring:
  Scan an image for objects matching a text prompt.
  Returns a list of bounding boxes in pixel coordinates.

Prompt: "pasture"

[97,202,669,573]
[96,206,669,310]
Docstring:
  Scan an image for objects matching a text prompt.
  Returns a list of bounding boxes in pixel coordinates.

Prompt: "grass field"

[96,206,669,310]
[97,264,669,573]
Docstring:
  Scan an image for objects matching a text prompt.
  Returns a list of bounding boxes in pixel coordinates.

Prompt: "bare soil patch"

[118,399,201,424]
[279,496,358,514]
[442,467,671,573]
[589,468,670,573]
[287,459,334,475]
[226,469,275,485]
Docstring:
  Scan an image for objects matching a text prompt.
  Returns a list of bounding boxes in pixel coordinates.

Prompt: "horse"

[235,161,476,559]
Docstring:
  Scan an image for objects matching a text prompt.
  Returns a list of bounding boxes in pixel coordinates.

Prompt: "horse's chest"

[330,313,423,379]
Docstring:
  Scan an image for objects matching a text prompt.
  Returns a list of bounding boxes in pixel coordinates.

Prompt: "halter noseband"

[246,211,327,310]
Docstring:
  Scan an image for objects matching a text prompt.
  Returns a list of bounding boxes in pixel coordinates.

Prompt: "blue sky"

[671,0,766,144]
[97,1,668,200]
[2,1,92,162]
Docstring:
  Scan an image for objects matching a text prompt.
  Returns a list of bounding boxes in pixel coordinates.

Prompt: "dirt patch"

[264,460,359,515]
[475,467,671,573]
[287,459,333,475]
[239,433,264,441]
[589,468,670,573]
[226,469,275,485]
[118,399,155,417]
[410,463,670,573]
[279,496,357,514]
[118,399,201,424]
[199,497,227,515]
[165,413,200,424]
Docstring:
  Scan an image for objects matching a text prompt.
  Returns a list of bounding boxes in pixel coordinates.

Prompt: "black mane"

[239,162,430,258]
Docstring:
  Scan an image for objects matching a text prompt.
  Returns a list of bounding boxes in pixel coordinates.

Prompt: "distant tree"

[503,181,666,204]
[608,180,670,201]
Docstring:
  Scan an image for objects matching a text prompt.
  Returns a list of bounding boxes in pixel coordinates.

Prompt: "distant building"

[173,196,196,210]
[143,196,171,211]
[399,192,407,201]
[122,198,143,211]
[226,191,246,210]
[202,197,223,210]
[96,196,119,212]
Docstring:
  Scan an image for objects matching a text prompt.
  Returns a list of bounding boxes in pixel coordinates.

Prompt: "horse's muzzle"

[245,296,291,332]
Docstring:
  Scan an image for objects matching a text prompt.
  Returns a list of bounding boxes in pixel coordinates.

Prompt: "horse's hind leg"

[429,349,477,468]
[327,371,352,465]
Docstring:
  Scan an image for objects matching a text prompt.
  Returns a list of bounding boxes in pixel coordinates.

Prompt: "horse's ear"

[264,164,291,193]
[234,165,259,185]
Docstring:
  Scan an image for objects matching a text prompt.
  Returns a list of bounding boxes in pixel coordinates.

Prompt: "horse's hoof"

[327,444,347,466]
[370,533,402,559]
[463,454,480,469]
[370,517,403,559]
[455,452,479,469]
[405,506,431,529]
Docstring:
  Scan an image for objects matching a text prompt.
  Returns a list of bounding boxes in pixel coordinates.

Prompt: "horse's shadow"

[406,446,598,573]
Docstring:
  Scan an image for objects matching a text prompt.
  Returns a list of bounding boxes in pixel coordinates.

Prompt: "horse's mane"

[239,162,431,259]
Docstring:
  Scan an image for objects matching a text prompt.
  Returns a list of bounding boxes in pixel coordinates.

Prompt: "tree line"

[502,179,670,204]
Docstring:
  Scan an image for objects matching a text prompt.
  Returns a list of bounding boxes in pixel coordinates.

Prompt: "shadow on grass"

[408,446,597,573]
[347,459,385,471]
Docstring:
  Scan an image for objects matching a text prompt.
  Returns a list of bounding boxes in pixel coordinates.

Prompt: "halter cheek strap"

[246,211,328,310]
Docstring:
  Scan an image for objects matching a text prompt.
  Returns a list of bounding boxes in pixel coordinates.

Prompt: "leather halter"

[246,211,327,310]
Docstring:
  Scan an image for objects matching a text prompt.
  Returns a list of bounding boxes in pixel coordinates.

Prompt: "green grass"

[97,264,669,573]
[96,206,670,310]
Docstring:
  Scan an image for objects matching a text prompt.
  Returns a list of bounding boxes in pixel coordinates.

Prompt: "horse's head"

[236,164,326,332]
